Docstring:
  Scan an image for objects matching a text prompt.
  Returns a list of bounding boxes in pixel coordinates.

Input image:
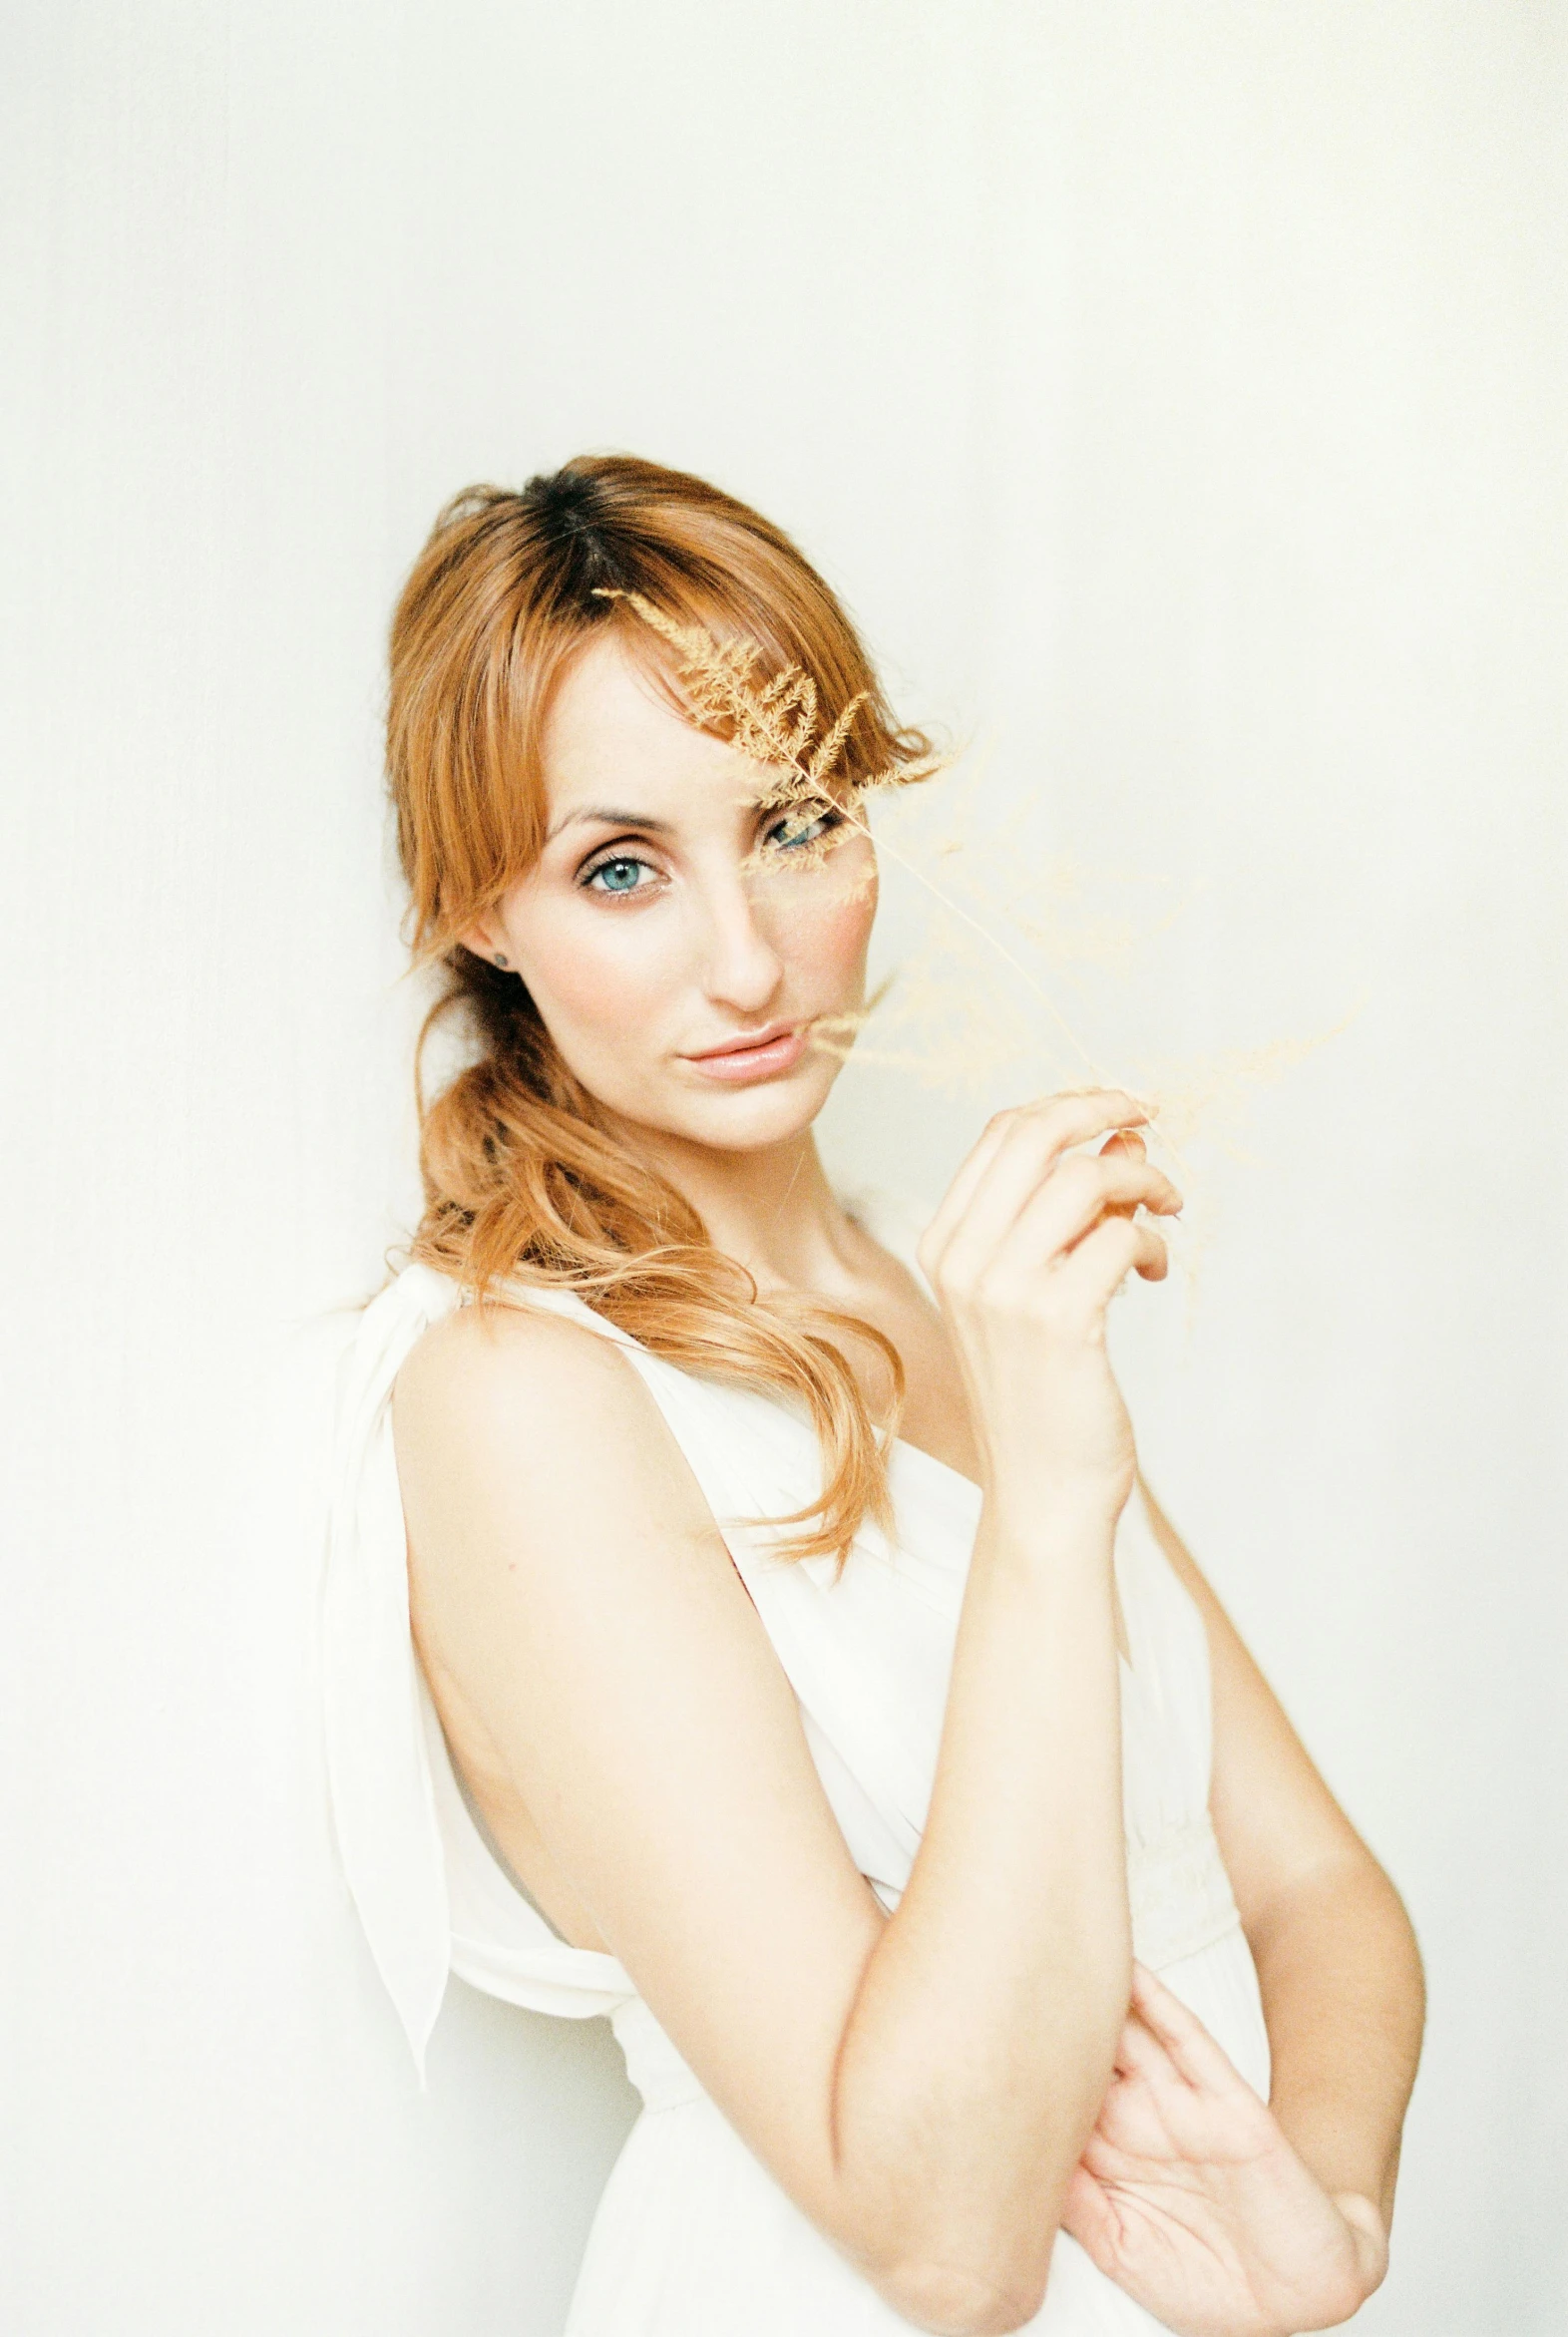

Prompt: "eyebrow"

[545,805,677,843]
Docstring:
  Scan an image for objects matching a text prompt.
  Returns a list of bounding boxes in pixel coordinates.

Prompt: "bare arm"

[1052,1485,1423,2334]
[1139,1478,1425,2235]
[394,1090,1177,2337]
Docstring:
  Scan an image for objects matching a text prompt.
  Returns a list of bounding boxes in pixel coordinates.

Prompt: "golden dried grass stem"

[599,587,1231,1193]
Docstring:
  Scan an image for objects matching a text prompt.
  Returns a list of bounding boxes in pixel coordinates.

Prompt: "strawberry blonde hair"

[387,453,937,1565]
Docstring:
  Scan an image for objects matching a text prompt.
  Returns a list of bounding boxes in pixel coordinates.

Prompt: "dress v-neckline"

[886,1429,1138,1678]
[512,1191,1140,1677]
[841,1191,1139,1677]
[887,1425,982,1504]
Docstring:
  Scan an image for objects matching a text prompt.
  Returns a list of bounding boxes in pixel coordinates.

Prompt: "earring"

[494,953,510,969]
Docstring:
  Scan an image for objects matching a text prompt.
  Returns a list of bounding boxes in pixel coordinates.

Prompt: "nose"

[697,869,785,1015]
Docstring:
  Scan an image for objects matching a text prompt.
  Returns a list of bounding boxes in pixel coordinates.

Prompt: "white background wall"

[4,4,1563,2332]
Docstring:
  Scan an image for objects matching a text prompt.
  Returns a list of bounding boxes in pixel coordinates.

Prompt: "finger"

[919,1113,1015,1266]
[923,1090,1152,1285]
[1128,1962,1251,2096]
[1110,2009,1175,2087]
[1099,1129,1149,1222]
[1059,2164,1117,2266]
[1048,1216,1171,1320]
[1108,2018,1141,2079]
[941,1091,1152,1236]
[1004,1154,1182,1268]
[924,1090,1148,1271]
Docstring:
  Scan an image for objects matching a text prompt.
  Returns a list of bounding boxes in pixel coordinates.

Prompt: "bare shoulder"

[395,1294,645,1434]
[384,1285,888,2216]
[390,1299,719,1607]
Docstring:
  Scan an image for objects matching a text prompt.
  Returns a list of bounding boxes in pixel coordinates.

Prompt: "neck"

[612,1121,858,1295]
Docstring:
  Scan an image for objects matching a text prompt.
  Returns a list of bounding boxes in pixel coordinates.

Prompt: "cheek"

[510,901,679,1046]
[776,854,878,982]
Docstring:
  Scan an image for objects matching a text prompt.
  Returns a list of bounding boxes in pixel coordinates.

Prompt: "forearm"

[1249,1853,1424,2228]
[832,1494,1131,2324]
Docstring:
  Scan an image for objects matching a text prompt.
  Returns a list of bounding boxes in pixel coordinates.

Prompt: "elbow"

[876,2241,1053,2337]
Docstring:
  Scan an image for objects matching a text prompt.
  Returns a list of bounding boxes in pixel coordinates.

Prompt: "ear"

[459,916,504,965]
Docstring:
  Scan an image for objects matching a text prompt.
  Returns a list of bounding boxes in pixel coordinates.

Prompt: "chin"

[660,1066,836,1153]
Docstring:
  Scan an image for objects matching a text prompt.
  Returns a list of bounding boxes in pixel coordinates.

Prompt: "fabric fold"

[320,1264,465,2085]
[320,1262,635,2083]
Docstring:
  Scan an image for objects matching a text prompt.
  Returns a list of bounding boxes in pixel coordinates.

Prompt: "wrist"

[978,1482,1122,1573]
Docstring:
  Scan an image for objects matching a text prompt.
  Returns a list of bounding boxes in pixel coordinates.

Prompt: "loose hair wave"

[387,453,937,1566]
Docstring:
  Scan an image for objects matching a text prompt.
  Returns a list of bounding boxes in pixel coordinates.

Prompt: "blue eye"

[770,809,841,851]
[585,854,650,895]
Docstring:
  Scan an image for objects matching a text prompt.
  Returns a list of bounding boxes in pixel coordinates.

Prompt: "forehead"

[541,629,747,814]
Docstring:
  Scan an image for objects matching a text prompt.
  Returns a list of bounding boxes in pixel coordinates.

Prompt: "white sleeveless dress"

[321,1190,1271,2335]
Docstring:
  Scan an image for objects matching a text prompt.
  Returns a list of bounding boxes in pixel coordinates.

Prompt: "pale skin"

[392,631,1424,2337]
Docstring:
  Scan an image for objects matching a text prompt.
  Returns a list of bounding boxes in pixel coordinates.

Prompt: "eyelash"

[578,808,846,898]
[771,806,845,852]
[580,847,659,898]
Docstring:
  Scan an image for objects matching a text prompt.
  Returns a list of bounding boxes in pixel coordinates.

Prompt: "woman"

[323,454,1423,2335]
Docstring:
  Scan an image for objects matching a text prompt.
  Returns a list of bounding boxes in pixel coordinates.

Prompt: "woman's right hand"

[916,1089,1181,1520]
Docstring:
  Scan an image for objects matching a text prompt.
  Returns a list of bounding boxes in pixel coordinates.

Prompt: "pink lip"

[682,1021,810,1082]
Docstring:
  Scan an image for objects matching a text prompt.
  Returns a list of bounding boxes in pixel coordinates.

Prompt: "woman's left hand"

[1061,1963,1388,2337]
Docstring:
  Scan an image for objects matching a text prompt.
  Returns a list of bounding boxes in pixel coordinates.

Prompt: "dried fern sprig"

[591,586,949,808]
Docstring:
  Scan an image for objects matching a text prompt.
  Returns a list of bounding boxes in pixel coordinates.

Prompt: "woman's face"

[468,630,879,1155]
